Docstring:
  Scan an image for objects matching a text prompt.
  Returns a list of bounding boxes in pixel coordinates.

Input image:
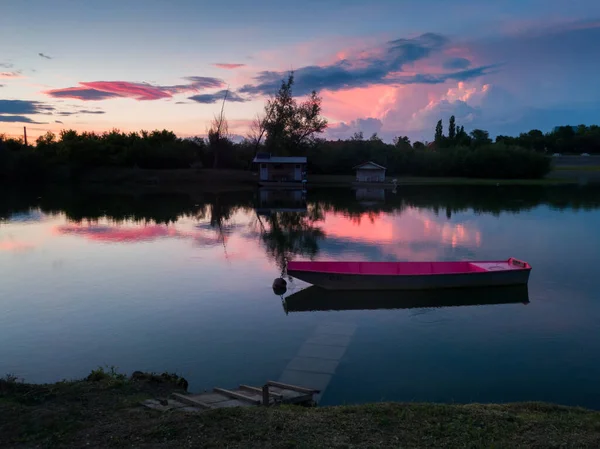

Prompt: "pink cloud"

[44,77,225,101]
[213,63,246,69]
[82,81,172,101]
[44,86,121,101]
[321,85,399,122]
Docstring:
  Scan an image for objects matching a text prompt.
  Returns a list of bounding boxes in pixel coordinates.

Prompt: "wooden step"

[267,380,320,394]
[213,387,261,405]
[171,393,212,409]
[239,384,283,399]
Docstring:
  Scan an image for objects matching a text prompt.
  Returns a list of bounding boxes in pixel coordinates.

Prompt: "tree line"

[2,72,588,182]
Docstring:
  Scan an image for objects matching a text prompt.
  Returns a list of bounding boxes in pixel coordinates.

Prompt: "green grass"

[554,165,600,172]
[2,371,600,448]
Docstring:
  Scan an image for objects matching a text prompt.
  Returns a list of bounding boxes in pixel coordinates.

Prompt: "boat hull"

[287,260,531,291]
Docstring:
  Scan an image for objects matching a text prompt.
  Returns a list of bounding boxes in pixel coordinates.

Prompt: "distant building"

[354,161,386,183]
[253,153,307,184]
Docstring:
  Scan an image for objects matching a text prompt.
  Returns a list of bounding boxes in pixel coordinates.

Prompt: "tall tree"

[248,102,275,156]
[448,115,456,141]
[208,89,230,168]
[262,73,327,155]
[469,129,492,147]
[435,119,444,142]
[456,125,471,146]
[393,135,411,149]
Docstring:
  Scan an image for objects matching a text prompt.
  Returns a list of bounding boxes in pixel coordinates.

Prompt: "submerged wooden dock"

[142,380,319,413]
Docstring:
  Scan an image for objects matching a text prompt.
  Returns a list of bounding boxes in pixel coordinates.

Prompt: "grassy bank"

[311,174,572,186]
[554,165,600,172]
[2,372,600,448]
[78,169,574,189]
[1,166,595,192]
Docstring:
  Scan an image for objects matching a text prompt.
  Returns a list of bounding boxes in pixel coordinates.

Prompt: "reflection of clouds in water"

[56,224,222,246]
[52,207,483,263]
[323,212,395,242]
[316,208,482,260]
[0,240,35,252]
[420,215,482,248]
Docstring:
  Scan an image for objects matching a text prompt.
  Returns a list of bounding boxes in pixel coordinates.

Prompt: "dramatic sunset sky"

[2,0,600,142]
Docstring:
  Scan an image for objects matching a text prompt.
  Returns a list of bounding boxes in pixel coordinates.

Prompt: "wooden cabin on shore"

[253,153,307,185]
[354,161,386,182]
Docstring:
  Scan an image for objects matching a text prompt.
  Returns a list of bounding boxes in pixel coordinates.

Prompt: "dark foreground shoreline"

[2,370,599,448]
[4,165,600,192]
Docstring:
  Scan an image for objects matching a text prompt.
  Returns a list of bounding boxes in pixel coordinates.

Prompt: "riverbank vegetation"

[10,73,600,183]
[1,370,599,448]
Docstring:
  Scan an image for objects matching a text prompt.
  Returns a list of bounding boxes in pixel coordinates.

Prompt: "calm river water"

[1,185,600,407]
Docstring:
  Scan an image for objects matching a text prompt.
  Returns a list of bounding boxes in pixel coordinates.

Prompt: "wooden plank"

[239,384,283,398]
[212,399,252,408]
[213,387,261,405]
[267,380,320,394]
[190,393,231,404]
[262,384,269,406]
[171,393,213,409]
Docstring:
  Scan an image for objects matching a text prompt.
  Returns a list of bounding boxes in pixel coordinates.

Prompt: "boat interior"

[288,260,525,276]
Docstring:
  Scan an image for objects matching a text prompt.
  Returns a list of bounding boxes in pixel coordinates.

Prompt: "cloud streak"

[38,52,52,59]
[0,71,23,79]
[0,99,54,114]
[55,109,106,116]
[45,76,225,101]
[239,33,495,97]
[0,115,47,124]
[188,89,248,104]
[213,63,246,69]
[45,87,121,100]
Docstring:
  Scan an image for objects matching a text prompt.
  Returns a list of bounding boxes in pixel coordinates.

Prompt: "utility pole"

[23,126,28,146]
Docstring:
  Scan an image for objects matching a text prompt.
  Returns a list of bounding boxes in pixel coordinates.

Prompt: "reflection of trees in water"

[0,189,255,225]
[347,210,384,225]
[255,204,325,270]
[3,185,600,263]
[311,185,600,218]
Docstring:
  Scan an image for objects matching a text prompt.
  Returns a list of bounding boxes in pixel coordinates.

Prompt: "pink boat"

[286,258,531,290]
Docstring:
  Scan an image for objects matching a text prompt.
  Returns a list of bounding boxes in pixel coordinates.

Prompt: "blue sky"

[2,0,600,142]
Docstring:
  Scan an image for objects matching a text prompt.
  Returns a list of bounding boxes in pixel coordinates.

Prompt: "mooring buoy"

[272,277,287,295]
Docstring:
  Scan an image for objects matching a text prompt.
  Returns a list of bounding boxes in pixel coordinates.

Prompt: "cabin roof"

[253,155,307,164]
[353,161,386,170]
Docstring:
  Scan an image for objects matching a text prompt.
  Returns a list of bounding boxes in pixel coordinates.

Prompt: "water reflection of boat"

[283,284,529,313]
